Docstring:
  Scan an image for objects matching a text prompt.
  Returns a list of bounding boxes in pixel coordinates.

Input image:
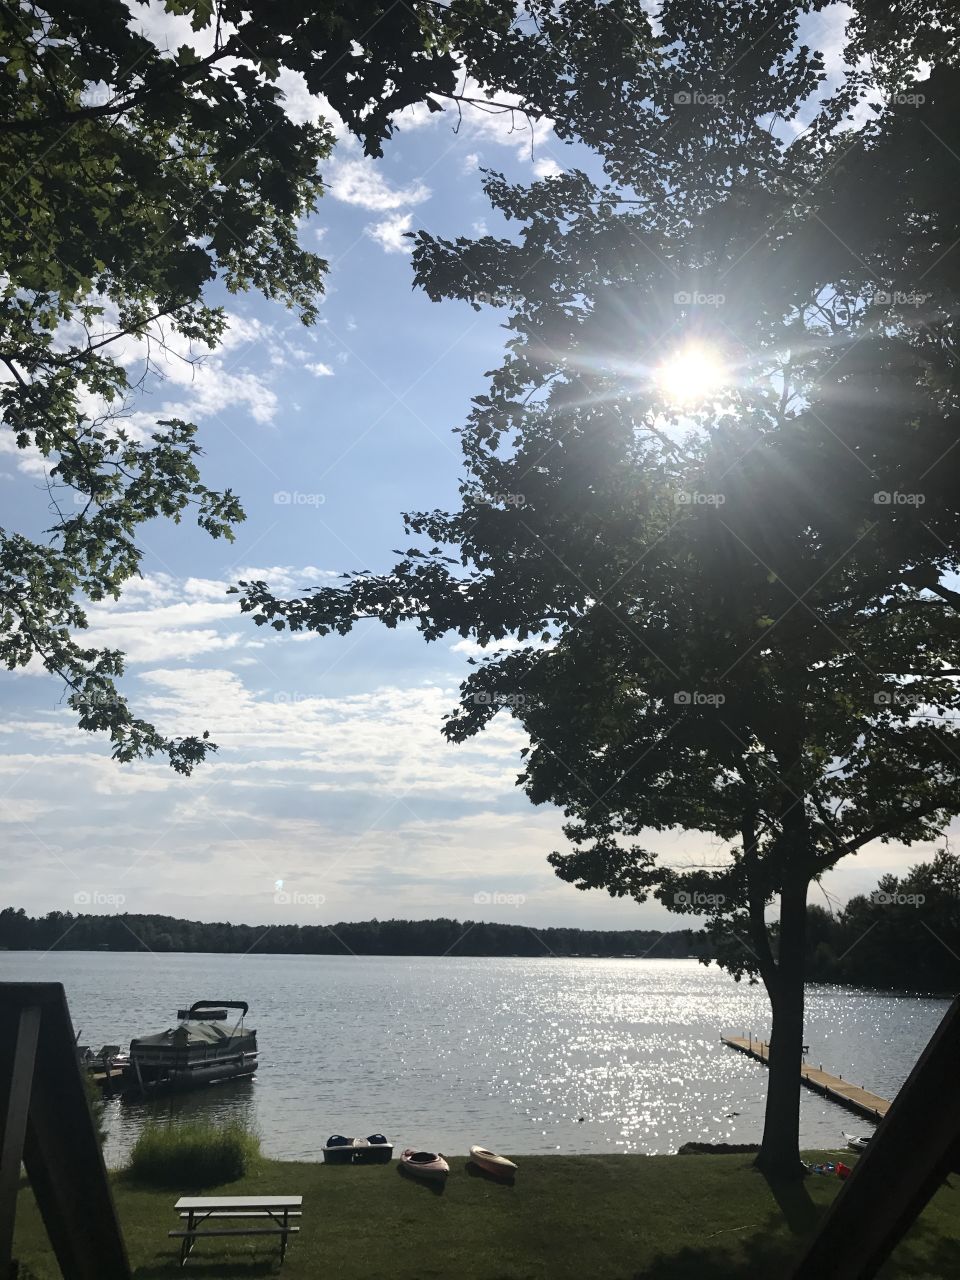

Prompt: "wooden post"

[0,1005,40,1280]
[792,996,960,1278]
[0,984,130,1280]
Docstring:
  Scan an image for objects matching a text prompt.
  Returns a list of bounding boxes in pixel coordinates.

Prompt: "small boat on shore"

[355,1134,394,1164]
[400,1149,449,1181]
[323,1134,394,1164]
[842,1131,871,1152]
[323,1135,355,1164]
[469,1146,517,1179]
[122,1000,257,1098]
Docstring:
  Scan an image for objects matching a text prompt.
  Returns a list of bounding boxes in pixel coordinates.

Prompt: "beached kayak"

[400,1148,449,1180]
[469,1146,518,1178]
[842,1131,871,1153]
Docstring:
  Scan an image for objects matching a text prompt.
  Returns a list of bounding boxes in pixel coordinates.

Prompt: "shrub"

[127,1120,260,1188]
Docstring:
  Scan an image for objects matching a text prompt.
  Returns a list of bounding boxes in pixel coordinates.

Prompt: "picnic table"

[170,1195,303,1267]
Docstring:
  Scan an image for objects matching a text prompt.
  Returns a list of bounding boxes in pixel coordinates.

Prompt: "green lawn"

[13,1152,960,1279]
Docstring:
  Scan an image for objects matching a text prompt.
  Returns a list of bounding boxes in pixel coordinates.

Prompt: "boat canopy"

[131,1021,239,1049]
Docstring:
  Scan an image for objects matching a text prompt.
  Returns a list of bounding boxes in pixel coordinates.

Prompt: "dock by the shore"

[722,1034,890,1121]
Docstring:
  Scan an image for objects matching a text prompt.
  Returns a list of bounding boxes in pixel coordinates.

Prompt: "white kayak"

[842,1131,871,1152]
[470,1145,518,1178]
[400,1148,449,1181]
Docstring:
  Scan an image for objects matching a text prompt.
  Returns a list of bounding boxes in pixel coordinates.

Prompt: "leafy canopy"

[1,0,606,769]
[238,0,960,988]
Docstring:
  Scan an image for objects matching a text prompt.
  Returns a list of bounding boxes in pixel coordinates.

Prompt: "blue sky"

[2,3,944,936]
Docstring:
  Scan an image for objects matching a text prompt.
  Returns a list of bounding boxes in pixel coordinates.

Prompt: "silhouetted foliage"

[0,906,709,960]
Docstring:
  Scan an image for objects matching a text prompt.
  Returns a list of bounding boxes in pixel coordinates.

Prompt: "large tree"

[239,0,960,1177]
[2,0,638,768]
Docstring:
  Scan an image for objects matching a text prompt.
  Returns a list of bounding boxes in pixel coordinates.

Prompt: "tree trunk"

[755,869,809,1181]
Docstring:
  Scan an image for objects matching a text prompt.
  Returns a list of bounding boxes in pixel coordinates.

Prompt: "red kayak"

[400,1148,449,1181]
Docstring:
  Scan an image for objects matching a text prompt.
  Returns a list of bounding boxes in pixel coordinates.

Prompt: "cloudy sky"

[2,3,944,935]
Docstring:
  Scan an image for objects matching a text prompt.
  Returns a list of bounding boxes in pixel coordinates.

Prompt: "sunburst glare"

[654,342,729,407]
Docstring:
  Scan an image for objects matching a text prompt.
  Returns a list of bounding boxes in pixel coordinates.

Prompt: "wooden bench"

[170,1195,303,1267]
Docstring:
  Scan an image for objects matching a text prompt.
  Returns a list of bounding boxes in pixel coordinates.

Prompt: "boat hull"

[322,1138,355,1165]
[354,1139,394,1165]
[469,1146,517,1178]
[121,1054,258,1098]
[399,1148,449,1180]
[323,1137,394,1164]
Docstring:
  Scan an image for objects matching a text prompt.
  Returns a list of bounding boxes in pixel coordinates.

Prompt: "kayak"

[399,1148,449,1181]
[469,1146,518,1179]
[842,1131,871,1153]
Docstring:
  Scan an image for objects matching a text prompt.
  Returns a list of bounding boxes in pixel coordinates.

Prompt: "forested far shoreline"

[0,909,709,959]
[2,847,960,998]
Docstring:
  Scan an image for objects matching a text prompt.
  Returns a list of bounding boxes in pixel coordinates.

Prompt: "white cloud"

[56,307,279,427]
[160,371,277,425]
[275,67,331,128]
[456,80,559,171]
[305,362,335,377]
[233,565,339,596]
[462,151,480,173]
[450,636,531,657]
[0,751,173,795]
[0,432,48,478]
[326,159,430,211]
[390,100,443,132]
[366,212,414,254]
[62,569,341,665]
[136,672,530,798]
[533,157,563,179]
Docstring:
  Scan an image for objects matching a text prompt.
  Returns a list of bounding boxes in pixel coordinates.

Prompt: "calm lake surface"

[0,951,949,1167]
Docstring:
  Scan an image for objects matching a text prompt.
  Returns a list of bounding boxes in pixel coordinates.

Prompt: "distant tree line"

[0,910,710,960]
[4,854,959,991]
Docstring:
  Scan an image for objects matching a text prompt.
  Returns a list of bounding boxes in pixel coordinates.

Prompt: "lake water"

[0,951,949,1167]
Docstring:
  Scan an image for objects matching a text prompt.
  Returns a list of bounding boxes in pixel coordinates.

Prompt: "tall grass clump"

[127,1120,260,1188]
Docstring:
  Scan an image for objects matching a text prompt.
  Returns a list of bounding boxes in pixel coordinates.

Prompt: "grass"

[127,1120,261,1188]
[12,1151,960,1279]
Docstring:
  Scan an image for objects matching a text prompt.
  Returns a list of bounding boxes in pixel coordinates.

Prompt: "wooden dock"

[722,1034,890,1122]
[89,1066,125,1094]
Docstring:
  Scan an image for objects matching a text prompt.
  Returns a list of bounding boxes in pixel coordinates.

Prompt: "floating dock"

[722,1034,891,1122]
[90,1066,125,1094]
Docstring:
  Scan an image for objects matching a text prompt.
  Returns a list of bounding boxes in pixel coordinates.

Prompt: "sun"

[654,342,729,407]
